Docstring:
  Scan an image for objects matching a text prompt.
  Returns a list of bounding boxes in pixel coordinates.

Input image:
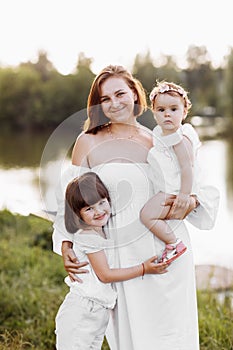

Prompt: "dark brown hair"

[65,172,111,233]
[84,65,147,134]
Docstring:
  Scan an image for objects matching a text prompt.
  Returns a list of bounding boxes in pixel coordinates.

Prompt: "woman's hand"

[173,193,190,209]
[163,194,198,220]
[144,256,169,275]
[62,241,89,283]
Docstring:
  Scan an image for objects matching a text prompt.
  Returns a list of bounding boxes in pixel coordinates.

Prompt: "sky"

[0,0,232,75]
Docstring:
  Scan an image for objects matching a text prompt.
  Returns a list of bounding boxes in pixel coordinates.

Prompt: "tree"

[73,52,95,110]
[185,45,218,114]
[132,51,181,95]
[223,48,233,121]
[132,51,158,94]
[20,50,56,81]
[0,66,43,129]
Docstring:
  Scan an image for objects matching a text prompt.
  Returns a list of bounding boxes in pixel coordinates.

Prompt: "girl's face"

[80,198,111,228]
[153,93,187,135]
[100,77,137,124]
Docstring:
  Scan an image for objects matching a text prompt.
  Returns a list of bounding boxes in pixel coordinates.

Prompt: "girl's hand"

[61,241,89,283]
[143,256,169,275]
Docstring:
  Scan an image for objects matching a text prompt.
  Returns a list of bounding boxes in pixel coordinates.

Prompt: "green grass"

[0,210,232,349]
[198,290,233,349]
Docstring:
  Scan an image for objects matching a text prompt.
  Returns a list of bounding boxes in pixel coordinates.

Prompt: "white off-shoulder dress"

[53,160,219,350]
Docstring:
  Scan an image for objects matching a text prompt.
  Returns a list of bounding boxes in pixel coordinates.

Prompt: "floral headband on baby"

[149,81,192,110]
[149,82,187,103]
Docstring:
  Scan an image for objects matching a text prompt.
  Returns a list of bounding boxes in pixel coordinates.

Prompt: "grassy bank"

[0,210,232,349]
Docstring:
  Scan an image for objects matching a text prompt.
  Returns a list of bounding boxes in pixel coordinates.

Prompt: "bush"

[198,290,233,349]
[0,210,232,349]
[0,210,67,349]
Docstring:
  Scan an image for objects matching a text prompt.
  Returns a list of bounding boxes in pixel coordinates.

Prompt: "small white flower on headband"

[149,83,187,102]
[176,88,186,97]
[159,84,170,93]
[149,90,157,102]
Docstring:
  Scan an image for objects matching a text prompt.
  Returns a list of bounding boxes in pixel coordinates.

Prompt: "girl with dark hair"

[55,172,168,350]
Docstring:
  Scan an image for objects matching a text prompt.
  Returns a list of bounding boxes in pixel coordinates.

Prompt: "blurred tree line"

[0,45,233,132]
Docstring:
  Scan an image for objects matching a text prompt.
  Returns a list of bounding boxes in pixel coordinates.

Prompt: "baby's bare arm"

[173,136,194,209]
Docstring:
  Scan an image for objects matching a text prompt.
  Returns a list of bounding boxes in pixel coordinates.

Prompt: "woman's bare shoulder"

[137,124,153,147]
[75,131,94,143]
[72,134,89,156]
[72,132,95,166]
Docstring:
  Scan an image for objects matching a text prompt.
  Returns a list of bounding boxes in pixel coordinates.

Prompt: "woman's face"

[99,77,137,124]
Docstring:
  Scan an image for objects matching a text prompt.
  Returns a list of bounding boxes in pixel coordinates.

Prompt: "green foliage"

[0,210,110,349]
[0,66,42,128]
[132,51,180,96]
[0,210,67,349]
[0,47,233,132]
[198,291,233,349]
[224,48,233,121]
[0,210,232,349]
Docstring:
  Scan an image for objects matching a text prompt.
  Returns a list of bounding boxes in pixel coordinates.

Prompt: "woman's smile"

[110,105,125,113]
[100,77,136,124]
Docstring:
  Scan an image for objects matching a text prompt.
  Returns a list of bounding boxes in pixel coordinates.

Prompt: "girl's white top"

[147,123,201,195]
[64,230,117,309]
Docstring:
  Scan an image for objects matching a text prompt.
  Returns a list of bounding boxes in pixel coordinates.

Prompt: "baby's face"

[153,93,186,135]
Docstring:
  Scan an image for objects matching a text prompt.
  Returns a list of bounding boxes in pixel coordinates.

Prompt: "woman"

[53,65,218,349]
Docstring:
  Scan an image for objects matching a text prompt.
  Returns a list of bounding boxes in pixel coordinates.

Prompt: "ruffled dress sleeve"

[181,123,202,154]
[186,185,220,229]
[52,164,90,255]
[181,124,220,229]
[152,123,201,150]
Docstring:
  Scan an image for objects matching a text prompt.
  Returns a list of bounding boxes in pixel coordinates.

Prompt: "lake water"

[1,128,233,270]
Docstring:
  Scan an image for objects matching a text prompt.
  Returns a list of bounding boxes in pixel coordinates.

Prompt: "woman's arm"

[61,241,89,282]
[53,134,92,280]
[88,250,169,283]
[163,194,197,220]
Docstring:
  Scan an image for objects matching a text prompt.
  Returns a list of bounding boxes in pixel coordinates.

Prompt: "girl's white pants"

[55,291,110,350]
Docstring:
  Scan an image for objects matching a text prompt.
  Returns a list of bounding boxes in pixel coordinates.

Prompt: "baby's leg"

[140,192,177,244]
